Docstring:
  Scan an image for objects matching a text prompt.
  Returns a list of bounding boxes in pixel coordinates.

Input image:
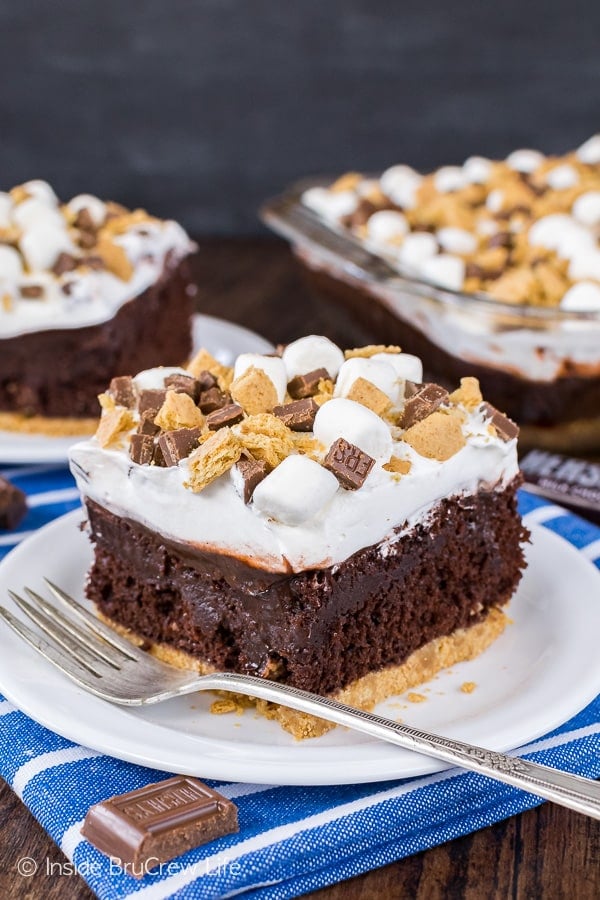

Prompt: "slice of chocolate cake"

[0,180,196,436]
[69,337,528,738]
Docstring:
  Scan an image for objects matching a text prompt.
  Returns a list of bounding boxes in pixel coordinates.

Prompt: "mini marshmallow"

[528,214,595,261]
[282,335,344,380]
[0,245,23,281]
[366,210,409,244]
[568,251,600,282]
[371,352,423,383]
[560,282,600,312]
[252,455,339,526]
[313,397,393,460]
[302,187,357,222]
[463,156,492,184]
[356,178,380,197]
[434,166,466,194]
[0,192,13,228]
[572,191,600,228]
[380,165,422,209]
[334,357,402,406]
[20,224,75,272]
[546,164,579,191]
[133,366,189,391]
[418,254,465,291]
[476,218,499,237]
[68,193,107,227]
[437,227,477,255]
[397,232,438,268]
[21,180,58,206]
[12,197,65,232]
[486,189,504,213]
[233,353,287,403]
[505,149,544,173]
[576,134,600,165]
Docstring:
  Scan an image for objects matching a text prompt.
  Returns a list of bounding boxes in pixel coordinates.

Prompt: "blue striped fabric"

[1,464,600,900]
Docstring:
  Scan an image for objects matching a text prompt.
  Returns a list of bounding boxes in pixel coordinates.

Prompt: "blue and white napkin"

[0,463,599,900]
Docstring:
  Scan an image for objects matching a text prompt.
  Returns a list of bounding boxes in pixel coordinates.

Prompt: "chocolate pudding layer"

[85,478,526,697]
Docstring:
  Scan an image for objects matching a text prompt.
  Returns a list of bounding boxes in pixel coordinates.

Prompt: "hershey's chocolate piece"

[164,373,201,402]
[488,232,512,250]
[82,254,105,270]
[137,409,160,436]
[138,389,167,415]
[52,252,78,276]
[157,427,202,466]
[324,437,375,490]
[401,383,449,429]
[129,434,155,466]
[404,380,419,399]
[75,207,97,233]
[152,441,166,468]
[109,375,136,409]
[195,369,218,392]
[19,284,44,299]
[273,398,318,431]
[206,403,244,430]
[235,456,269,503]
[0,476,27,530]
[78,230,97,250]
[287,367,329,400]
[481,402,519,441]
[198,387,230,414]
[520,449,600,524]
[81,775,238,878]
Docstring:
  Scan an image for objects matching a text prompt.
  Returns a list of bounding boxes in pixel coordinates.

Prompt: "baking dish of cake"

[0,180,196,436]
[262,136,600,452]
[69,336,528,739]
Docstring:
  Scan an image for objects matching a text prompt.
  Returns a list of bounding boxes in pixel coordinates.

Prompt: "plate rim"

[0,510,599,785]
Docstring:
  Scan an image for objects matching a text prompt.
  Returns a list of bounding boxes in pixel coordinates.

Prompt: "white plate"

[0,314,273,465]
[1,513,600,785]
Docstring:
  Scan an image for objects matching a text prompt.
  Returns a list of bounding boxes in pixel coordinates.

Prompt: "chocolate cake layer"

[0,256,193,419]
[301,263,600,429]
[85,479,527,696]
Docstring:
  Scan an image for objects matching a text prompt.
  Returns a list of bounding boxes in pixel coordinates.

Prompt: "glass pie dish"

[262,179,600,453]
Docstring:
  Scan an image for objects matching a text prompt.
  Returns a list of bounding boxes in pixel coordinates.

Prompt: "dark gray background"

[0,0,598,234]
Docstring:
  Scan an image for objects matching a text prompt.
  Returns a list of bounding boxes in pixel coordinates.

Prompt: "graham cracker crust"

[99,606,508,740]
[0,411,98,436]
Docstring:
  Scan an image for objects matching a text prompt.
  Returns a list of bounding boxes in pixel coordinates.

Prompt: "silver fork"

[2,581,600,820]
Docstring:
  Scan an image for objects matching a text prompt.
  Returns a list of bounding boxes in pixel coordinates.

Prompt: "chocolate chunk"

[401,383,449,429]
[82,254,105,270]
[273,398,318,431]
[81,775,238,878]
[152,442,166,467]
[324,437,375,490]
[19,284,44,299]
[488,232,512,250]
[404,380,420,399]
[520,450,600,524]
[235,455,269,503]
[157,427,202,466]
[108,375,136,409]
[74,207,97,233]
[287,368,329,400]
[195,369,218,392]
[0,477,27,530]
[137,408,160,436]
[129,434,155,466]
[206,403,244,430]
[52,252,78,276]
[138,389,167,415]
[78,230,98,250]
[481,402,519,441]
[164,373,201,402]
[198,387,230,414]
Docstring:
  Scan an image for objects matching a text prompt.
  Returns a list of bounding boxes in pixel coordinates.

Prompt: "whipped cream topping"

[69,338,519,573]
[0,180,194,339]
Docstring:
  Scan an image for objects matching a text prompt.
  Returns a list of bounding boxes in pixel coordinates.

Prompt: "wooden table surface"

[1,238,599,900]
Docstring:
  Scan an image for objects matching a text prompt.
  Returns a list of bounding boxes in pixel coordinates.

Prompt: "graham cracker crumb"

[103,208,158,235]
[210,697,241,715]
[403,410,466,461]
[234,414,294,468]
[187,348,233,390]
[1,293,12,312]
[95,235,134,281]
[313,378,334,406]
[291,432,325,460]
[449,377,483,410]
[330,172,362,193]
[97,392,116,412]
[184,427,242,492]
[154,390,204,431]
[460,681,477,694]
[344,344,402,359]
[407,692,427,703]
[383,455,412,475]
[230,366,278,416]
[95,408,135,448]
[346,377,391,415]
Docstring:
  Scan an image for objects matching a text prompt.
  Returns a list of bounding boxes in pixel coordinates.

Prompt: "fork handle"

[200,673,600,820]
